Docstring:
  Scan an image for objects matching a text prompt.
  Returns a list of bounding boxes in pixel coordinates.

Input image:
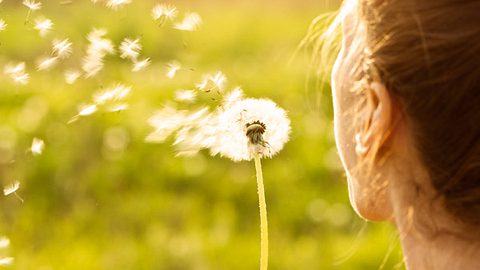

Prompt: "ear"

[355,82,392,157]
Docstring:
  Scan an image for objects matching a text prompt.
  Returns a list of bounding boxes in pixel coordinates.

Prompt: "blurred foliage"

[0,0,403,269]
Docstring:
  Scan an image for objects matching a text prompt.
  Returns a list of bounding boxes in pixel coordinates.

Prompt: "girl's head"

[329,0,480,229]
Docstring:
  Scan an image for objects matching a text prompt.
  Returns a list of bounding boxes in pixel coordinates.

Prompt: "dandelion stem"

[254,154,268,270]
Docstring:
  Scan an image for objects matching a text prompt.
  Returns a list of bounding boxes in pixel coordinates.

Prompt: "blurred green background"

[0,0,404,269]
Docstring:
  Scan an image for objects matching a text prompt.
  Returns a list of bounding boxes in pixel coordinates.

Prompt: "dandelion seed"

[3,181,20,196]
[210,96,291,161]
[64,69,81,84]
[174,12,202,31]
[23,0,41,11]
[152,3,177,25]
[132,57,150,72]
[93,84,130,105]
[196,71,227,92]
[0,19,7,32]
[78,104,97,116]
[4,62,29,85]
[0,237,10,249]
[106,0,131,10]
[30,137,44,155]
[83,28,115,77]
[166,61,181,78]
[13,73,30,85]
[52,38,72,59]
[36,56,58,70]
[119,38,141,61]
[146,105,187,143]
[0,257,13,266]
[34,17,53,37]
[107,103,128,112]
[174,89,196,103]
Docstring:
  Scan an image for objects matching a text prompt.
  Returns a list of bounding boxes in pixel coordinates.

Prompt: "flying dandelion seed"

[132,57,150,72]
[0,237,9,249]
[166,61,181,78]
[0,257,13,266]
[23,0,42,11]
[107,103,128,112]
[4,62,29,85]
[196,71,227,92]
[64,69,81,84]
[174,89,196,103]
[146,105,187,143]
[36,56,58,71]
[30,137,45,156]
[3,181,20,196]
[0,19,7,32]
[52,38,72,59]
[83,28,115,77]
[93,84,131,105]
[152,3,177,25]
[34,17,53,37]
[119,38,141,61]
[106,0,131,10]
[78,104,98,116]
[174,12,202,31]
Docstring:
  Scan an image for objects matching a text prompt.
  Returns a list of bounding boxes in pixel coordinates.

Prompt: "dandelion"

[174,12,202,31]
[0,19,7,32]
[174,89,196,103]
[52,38,72,58]
[106,0,131,10]
[0,257,13,266]
[34,17,53,37]
[196,71,227,92]
[23,0,41,11]
[119,38,141,61]
[36,56,58,70]
[3,180,23,203]
[0,237,9,249]
[82,28,115,77]
[4,62,29,85]
[92,84,130,105]
[64,69,81,84]
[132,57,150,72]
[166,61,181,78]
[30,137,45,155]
[152,3,177,25]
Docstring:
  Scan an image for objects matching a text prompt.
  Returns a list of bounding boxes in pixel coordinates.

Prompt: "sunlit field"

[0,0,404,269]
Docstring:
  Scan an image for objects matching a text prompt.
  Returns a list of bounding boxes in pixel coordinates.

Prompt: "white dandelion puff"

[119,38,141,61]
[0,237,10,249]
[106,0,131,10]
[30,137,45,155]
[23,0,41,11]
[82,28,115,77]
[52,38,72,59]
[174,89,196,103]
[3,181,20,196]
[166,61,181,78]
[34,17,53,37]
[0,19,7,32]
[64,69,81,84]
[36,56,58,70]
[132,57,150,72]
[174,12,202,31]
[196,71,227,92]
[0,257,13,266]
[210,97,291,161]
[4,62,29,85]
[152,4,177,24]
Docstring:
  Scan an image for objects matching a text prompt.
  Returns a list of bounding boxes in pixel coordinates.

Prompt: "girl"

[326,0,480,269]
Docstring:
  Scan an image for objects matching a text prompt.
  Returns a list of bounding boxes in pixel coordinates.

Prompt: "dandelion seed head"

[119,38,141,61]
[52,38,72,58]
[166,61,181,78]
[34,17,53,37]
[196,71,226,92]
[30,137,45,155]
[174,89,196,103]
[36,56,58,71]
[106,0,131,10]
[132,57,150,72]
[3,181,20,196]
[210,98,291,161]
[174,12,202,31]
[0,19,7,32]
[23,0,41,11]
[64,69,81,84]
[0,257,13,266]
[152,4,177,22]
[0,237,10,249]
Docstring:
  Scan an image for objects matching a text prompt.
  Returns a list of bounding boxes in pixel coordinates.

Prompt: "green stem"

[254,154,268,270]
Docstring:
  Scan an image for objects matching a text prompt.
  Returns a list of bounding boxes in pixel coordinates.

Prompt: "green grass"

[0,1,403,269]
